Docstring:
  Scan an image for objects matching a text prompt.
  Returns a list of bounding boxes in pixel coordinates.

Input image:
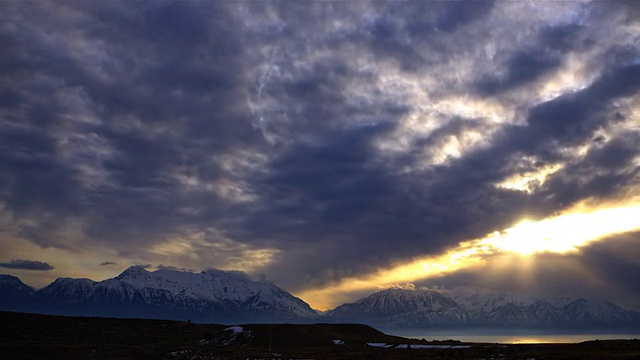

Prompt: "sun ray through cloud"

[298,201,640,310]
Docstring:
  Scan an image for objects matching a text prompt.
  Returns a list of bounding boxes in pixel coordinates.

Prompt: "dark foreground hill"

[2,311,640,360]
[0,311,410,359]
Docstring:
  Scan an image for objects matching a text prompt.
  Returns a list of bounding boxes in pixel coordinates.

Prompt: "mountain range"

[0,266,316,323]
[2,267,639,330]
[327,287,640,330]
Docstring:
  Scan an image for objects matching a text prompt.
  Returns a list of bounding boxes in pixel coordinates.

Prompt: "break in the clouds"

[0,260,54,271]
[1,1,639,308]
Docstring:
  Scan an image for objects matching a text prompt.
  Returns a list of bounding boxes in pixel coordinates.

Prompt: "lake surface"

[388,330,640,344]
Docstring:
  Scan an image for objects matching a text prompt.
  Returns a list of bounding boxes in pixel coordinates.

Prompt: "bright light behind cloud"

[299,202,640,310]
[481,205,640,256]
[496,163,564,193]
[535,54,594,104]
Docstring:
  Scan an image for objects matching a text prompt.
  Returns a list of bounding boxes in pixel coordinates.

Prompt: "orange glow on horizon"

[297,201,640,310]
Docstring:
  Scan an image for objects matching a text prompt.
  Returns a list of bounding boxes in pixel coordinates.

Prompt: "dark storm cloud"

[537,133,640,207]
[401,62,640,231]
[248,59,640,285]
[0,126,79,214]
[246,1,495,76]
[474,20,597,96]
[0,1,262,252]
[475,50,562,95]
[1,1,639,303]
[0,260,54,271]
[539,23,591,52]
[578,231,640,310]
[358,1,495,71]
[444,63,640,214]
[524,64,640,146]
[251,18,640,288]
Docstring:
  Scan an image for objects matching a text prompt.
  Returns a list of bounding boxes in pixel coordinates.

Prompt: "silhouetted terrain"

[1,311,640,359]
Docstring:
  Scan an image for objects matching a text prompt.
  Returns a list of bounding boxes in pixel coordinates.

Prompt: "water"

[389,330,640,344]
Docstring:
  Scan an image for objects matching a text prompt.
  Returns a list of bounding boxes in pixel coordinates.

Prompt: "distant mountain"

[326,287,640,330]
[3,270,639,329]
[1,266,317,323]
[327,289,479,326]
[0,274,35,311]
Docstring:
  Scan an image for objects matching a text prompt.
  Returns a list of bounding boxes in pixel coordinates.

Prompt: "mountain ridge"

[1,266,317,323]
[328,287,640,329]
[2,269,639,330]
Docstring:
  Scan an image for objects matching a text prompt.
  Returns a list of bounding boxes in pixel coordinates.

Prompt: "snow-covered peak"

[242,285,317,317]
[115,266,256,301]
[327,286,640,328]
[562,298,630,321]
[3,266,317,320]
[336,287,460,315]
[48,277,97,288]
[112,266,317,317]
[443,286,576,311]
[36,277,97,301]
[112,266,315,318]
[0,274,35,293]
[116,266,152,280]
[0,274,27,285]
[369,288,451,300]
[200,268,252,281]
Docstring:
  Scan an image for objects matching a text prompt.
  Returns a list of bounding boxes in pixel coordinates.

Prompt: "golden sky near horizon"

[297,200,640,310]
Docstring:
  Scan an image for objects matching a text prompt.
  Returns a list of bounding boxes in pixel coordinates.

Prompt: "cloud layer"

[1,1,639,307]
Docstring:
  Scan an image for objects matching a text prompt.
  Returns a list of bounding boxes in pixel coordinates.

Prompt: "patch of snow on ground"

[219,326,252,346]
[366,342,393,348]
[169,349,190,357]
[226,325,244,333]
[395,344,472,349]
[333,339,345,345]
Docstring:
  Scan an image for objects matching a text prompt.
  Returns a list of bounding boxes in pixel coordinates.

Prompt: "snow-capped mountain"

[443,286,576,312]
[326,287,640,329]
[1,267,317,323]
[327,289,479,326]
[562,298,636,325]
[2,270,639,329]
[34,278,97,303]
[111,266,314,318]
[0,274,35,310]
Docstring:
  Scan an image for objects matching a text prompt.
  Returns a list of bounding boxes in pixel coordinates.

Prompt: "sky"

[1,1,640,311]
